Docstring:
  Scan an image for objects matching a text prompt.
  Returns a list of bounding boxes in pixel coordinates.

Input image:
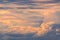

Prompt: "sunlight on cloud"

[56,28,60,35]
[0,2,60,37]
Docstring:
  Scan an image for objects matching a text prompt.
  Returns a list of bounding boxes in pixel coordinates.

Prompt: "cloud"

[0,2,60,37]
[56,28,60,35]
[32,0,53,2]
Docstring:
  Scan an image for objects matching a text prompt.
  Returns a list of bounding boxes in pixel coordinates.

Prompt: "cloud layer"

[0,0,60,38]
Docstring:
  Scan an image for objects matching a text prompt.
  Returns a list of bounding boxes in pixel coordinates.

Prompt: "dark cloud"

[0,0,59,4]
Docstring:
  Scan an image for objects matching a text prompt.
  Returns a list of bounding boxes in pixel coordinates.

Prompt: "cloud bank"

[0,0,60,37]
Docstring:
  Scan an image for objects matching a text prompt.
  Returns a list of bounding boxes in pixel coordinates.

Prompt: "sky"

[0,0,60,40]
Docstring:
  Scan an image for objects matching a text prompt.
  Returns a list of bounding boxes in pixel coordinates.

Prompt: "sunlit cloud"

[0,1,60,37]
[56,28,60,35]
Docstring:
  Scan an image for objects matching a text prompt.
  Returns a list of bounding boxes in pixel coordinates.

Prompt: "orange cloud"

[0,3,60,37]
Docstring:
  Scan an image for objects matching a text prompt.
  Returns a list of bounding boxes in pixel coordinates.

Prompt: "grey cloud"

[0,0,60,5]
